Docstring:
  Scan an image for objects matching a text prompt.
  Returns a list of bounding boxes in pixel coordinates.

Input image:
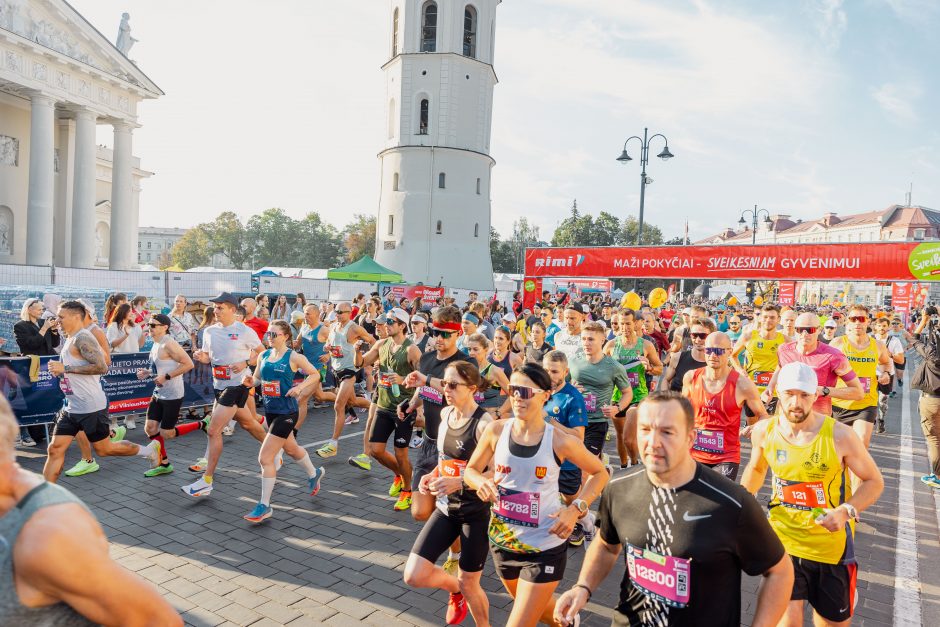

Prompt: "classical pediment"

[0,0,162,97]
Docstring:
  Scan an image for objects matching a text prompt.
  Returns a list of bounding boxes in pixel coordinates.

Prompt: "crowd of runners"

[7,285,940,626]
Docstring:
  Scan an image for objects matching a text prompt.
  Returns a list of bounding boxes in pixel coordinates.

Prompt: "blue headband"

[462,312,480,325]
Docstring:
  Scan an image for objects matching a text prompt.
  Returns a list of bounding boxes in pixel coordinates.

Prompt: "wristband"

[840,369,858,383]
[573,583,592,600]
[426,373,432,386]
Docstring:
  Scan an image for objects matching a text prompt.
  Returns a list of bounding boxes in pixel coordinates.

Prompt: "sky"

[71,0,939,242]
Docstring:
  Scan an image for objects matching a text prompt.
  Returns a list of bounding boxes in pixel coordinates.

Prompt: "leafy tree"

[664,235,690,245]
[490,227,516,273]
[618,215,664,246]
[171,226,211,269]
[297,213,344,268]
[342,214,376,262]
[203,211,251,269]
[551,201,594,247]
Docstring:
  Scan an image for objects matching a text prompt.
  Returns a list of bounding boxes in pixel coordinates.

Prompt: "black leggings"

[412,508,490,573]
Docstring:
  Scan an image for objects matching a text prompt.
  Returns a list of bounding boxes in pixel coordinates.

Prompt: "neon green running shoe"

[347,453,371,471]
[144,463,174,477]
[64,459,99,477]
[110,425,126,443]
[388,475,404,497]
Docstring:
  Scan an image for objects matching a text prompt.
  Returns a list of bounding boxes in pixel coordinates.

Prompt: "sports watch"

[572,499,589,514]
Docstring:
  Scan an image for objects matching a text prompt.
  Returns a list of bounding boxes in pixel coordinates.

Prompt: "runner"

[742,362,885,627]
[241,297,269,343]
[872,316,906,403]
[525,322,552,364]
[136,314,199,477]
[553,303,586,363]
[490,325,523,379]
[889,317,912,391]
[780,309,798,343]
[315,301,375,459]
[662,318,713,392]
[465,363,609,627]
[681,332,767,481]
[410,312,431,353]
[605,309,662,468]
[242,320,326,523]
[553,391,793,627]
[181,292,268,498]
[293,303,337,430]
[466,334,512,419]
[820,319,838,344]
[457,311,481,355]
[731,303,786,399]
[42,301,162,483]
[357,307,423,511]
[540,306,561,347]
[404,361,494,627]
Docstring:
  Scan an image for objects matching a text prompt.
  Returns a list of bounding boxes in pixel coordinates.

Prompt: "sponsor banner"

[525,242,940,281]
[522,277,542,311]
[1,354,217,426]
[892,282,915,313]
[381,284,446,301]
[554,279,613,293]
[778,281,796,305]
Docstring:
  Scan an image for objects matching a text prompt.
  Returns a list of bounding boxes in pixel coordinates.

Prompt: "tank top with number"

[327,321,357,371]
[831,336,879,410]
[687,369,742,464]
[489,422,565,554]
[436,405,489,518]
[299,323,326,371]
[149,336,184,401]
[744,332,786,391]
[761,417,852,565]
[376,338,413,411]
[60,328,107,414]
[257,348,297,414]
[611,336,648,402]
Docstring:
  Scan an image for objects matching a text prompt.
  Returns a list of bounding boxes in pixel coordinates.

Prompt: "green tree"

[297,213,344,268]
[490,227,515,273]
[618,216,664,246]
[342,214,377,263]
[202,211,252,269]
[245,208,301,267]
[171,227,211,269]
[593,211,622,246]
[550,200,594,247]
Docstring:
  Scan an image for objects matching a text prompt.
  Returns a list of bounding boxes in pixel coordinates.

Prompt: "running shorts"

[583,421,608,457]
[53,408,111,443]
[266,412,298,439]
[412,508,489,573]
[147,397,184,430]
[369,408,415,449]
[214,385,250,408]
[832,406,878,426]
[491,541,567,583]
[790,556,857,623]
[558,467,582,496]
[704,461,740,482]
[411,435,438,492]
[335,368,358,382]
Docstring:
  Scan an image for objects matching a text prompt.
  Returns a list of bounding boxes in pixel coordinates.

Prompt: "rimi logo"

[534,254,586,268]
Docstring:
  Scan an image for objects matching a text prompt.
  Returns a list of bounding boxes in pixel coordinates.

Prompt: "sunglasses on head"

[796,326,818,335]
[429,328,456,338]
[848,315,867,323]
[509,384,544,399]
[690,332,709,340]
[442,379,468,390]
[704,347,728,356]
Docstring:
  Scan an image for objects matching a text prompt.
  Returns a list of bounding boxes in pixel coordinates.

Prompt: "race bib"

[329,345,344,358]
[493,487,540,528]
[693,429,725,453]
[626,544,691,608]
[859,377,871,393]
[473,391,485,403]
[775,478,827,510]
[59,376,74,395]
[262,381,281,397]
[440,458,467,478]
[212,365,231,380]
[627,371,640,387]
[753,371,772,386]
[419,385,444,404]
[584,393,597,413]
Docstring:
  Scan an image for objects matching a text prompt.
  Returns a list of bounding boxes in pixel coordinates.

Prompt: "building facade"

[137,225,234,269]
[374,0,499,290]
[696,204,940,305]
[0,0,162,270]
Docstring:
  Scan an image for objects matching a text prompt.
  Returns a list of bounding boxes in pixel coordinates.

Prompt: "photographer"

[13,298,60,447]
[910,306,940,489]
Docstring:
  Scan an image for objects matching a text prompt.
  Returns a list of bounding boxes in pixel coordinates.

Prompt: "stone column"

[70,109,97,268]
[25,93,56,266]
[109,121,134,270]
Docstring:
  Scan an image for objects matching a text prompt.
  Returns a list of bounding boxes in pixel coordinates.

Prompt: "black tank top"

[439,405,490,517]
[670,350,706,392]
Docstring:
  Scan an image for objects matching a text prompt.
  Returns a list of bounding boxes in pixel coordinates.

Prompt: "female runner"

[466,334,512,419]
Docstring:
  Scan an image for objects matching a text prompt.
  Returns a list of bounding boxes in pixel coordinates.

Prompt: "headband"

[462,312,480,325]
[432,321,463,333]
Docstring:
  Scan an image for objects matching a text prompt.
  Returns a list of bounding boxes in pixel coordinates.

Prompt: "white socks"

[296,450,317,477]
[260,477,276,506]
[136,441,156,457]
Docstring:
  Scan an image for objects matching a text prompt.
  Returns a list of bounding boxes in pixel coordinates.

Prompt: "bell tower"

[374,0,500,290]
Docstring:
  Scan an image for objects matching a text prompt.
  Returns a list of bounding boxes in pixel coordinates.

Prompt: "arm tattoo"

[71,334,109,375]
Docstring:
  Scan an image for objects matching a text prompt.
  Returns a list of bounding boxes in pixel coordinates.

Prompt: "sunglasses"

[848,316,867,323]
[509,384,544,400]
[704,347,728,356]
[147,322,166,328]
[796,327,818,335]
[892,321,901,325]
[441,380,468,390]
[690,332,709,340]
[337,310,351,315]
[429,328,456,339]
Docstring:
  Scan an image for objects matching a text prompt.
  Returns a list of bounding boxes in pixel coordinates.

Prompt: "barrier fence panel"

[0,264,53,286]
[168,271,252,301]
[329,280,377,302]
[56,267,166,300]
[257,276,331,301]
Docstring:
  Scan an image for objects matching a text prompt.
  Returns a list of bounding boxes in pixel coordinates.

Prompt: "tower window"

[421,2,438,52]
[391,8,400,57]
[464,6,477,58]
[436,220,443,234]
[476,178,481,194]
[474,223,479,237]
[439,172,446,188]
[393,172,399,191]
[388,215,394,236]
[419,99,429,135]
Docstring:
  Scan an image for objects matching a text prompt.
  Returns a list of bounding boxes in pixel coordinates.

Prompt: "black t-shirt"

[417,350,473,440]
[598,463,784,627]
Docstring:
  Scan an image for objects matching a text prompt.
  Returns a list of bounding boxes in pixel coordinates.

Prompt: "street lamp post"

[617,127,673,290]
[738,204,772,245]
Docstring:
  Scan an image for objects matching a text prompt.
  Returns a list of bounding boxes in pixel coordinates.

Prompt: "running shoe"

[243,502,273,523]
[890,391,897,398]
[348,453,371,471]
[124,416,136,430]
[389,475,404,497]
[446,592,468,626]
[605,430,611,441]
[877,420,886,434]
[393,491,412,511]
[144,463,174,477]
[199,415,211,432]
[308,467,325,496]
[222,424,235,436]
[921,474,940,489]
[409,434,423,449]
[568,523,585,547]
[344,411,360,425]
[13,435,22,448]
[181,477,213,497]
[64,459,99,477]
[188,457,208,473]
[581,512,597,541]
[147,441,162,468]
[442,556,459,577]
[19,432,36,447]
[316,442,337,458]
[110,425,126,443]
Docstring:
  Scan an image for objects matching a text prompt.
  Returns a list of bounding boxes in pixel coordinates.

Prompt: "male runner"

[357,307,423,511]
[681,332,767,481]
[780,308,798,343]
[136,314,198,477]
[181,293,267,497]
[553,302,586,362]
[888,317,912,390]
[872,316,905,401]
[829,306,891,453]
[316,301,375,458]
[241,297,269,341]
[742,362,884,627]
[43,301,161,483]
[539,305,561,346]
[820,319,838,344]
[663,318,713,392]
[293,303,336,428]
[732,303,785,397]
[554,392,793,627]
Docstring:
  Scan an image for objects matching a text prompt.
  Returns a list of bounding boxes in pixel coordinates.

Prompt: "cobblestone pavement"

[14,371,940,626]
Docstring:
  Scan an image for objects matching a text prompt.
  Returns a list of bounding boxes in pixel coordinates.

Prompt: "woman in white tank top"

[465,363,609,627]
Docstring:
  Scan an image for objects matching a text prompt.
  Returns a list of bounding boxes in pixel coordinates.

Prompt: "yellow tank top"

[832,336,879,410]
[761,417,852,564]
[744,332,786,391]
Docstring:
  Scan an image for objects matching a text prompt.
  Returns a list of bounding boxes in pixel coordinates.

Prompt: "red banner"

[383,284,445,300]
[892,282,915,313]
[778,281,796,305]
[522,277,542,311]
[557,279,613,292]
[524,242,939,281]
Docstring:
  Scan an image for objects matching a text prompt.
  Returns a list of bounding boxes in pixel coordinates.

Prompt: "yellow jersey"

[744,332,786,391]
[761,416,852,564]
[831,336,879,410]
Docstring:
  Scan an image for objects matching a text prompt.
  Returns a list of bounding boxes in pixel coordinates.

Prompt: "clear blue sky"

[72,0,938,242]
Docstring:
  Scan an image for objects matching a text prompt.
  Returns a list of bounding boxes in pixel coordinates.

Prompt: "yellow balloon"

[727,296,738,306]
[822,299,830,305]
[621,292,642,311]
[753,296,763,306]
[649,287,668,309]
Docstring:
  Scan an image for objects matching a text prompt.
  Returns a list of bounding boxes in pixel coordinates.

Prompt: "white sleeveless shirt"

[60,328,108,414]
[149,336,184,400]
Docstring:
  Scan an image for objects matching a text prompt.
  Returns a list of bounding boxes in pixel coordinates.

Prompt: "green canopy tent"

[327,256,403,283]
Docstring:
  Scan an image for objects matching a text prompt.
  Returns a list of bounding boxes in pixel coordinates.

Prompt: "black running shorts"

[214,385,250,408]
[146,397,184,430]
[266,412,298,439]
[53,408,111,443]
[583,421,608,457]
[491,541,567,583]
[369,408,416,449]
[412,508,490,573]
[832,406,878,426]
[791,556,857,623]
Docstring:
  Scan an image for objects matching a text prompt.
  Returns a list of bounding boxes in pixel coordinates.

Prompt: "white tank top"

[489,422,565,554]
[150,336,184,400]
[60,328,108,414]
[328,320,357,370]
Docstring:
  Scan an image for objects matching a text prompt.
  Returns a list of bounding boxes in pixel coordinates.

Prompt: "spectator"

[103,292,127,326]
[270,294,290,320]
[196,305,215,349]
[130,295,149,324]
[167,294,196,349]
[292,292,307,314]
[14,297,59,356]
[106,303,145,354]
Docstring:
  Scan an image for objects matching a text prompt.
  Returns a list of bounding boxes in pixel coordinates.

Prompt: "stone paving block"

[188,588,231,613]
[328,594,378,621]
[180,606,226,627]
[253,600,303,624]
[213,602,262,627]
[290,598,339,621]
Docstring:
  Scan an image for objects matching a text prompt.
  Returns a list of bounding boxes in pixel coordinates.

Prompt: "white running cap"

[777,362,818,395]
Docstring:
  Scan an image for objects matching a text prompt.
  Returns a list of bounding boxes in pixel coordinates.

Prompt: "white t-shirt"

[553,328,584,362]
[106,322,143,354]
[202,322,262,389]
